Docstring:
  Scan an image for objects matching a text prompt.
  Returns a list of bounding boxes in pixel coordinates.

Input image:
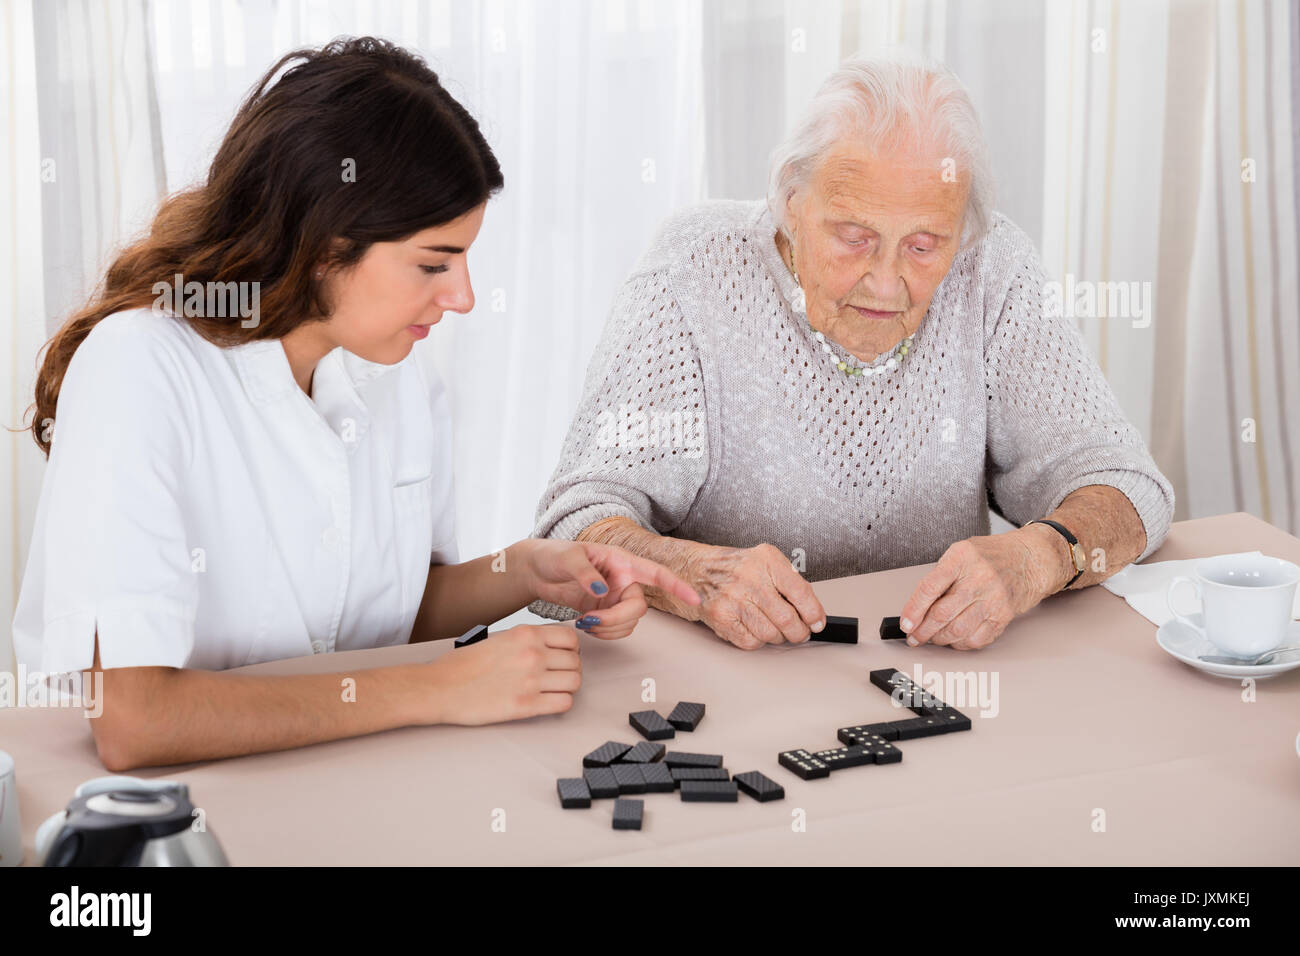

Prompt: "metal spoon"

[1198,644,1300,666]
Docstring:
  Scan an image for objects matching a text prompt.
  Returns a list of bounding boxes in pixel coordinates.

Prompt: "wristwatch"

[1029,519,1086,591]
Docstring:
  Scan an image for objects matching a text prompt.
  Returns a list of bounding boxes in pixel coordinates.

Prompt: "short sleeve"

[425,360,459,566]
[532,269,710,544]
[983,245,1175,562]
[15,315,200,673]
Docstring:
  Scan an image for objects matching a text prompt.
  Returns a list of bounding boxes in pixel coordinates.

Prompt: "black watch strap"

[1029,519,1085,590]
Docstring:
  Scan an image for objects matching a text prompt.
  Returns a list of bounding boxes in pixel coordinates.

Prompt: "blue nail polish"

[580,615,601,626]
[575,620,592,630]
[590,581,608,595]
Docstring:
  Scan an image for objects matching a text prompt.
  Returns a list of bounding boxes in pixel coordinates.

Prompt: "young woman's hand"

[423,623,582,725]
[514,538,702,640]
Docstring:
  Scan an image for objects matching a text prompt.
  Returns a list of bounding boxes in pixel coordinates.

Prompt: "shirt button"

[311,641,326,654]
[321,527,341,551]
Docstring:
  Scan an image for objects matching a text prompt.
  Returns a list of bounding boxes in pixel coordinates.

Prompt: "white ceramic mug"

[0,750,22,867]
[1167,554,1300,658]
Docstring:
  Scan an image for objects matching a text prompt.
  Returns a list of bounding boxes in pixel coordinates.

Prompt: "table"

[4,512,1298,865]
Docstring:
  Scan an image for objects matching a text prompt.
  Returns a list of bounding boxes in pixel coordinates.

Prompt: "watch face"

[1072,546,1087,571]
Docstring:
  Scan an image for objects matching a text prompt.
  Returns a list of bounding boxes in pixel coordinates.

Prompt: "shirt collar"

[229,338,299,406]
[339,347,406,387]
[229,338,403,409]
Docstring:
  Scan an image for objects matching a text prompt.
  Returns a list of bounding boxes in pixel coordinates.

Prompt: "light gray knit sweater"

[528,199,1174,620]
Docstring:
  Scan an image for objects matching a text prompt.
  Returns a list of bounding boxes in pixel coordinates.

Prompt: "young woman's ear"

[314,237,353,280]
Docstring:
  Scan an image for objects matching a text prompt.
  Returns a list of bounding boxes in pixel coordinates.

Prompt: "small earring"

[789,242,807,314]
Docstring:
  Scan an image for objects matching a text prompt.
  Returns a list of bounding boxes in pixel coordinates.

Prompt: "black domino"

[583,767,619,799]
[813,745,874,770]
[612,798,643,830]
[778,749,830,780]
[621,741,666,763]
[881,670,954,716]
[889,716,948,739]
[666,701,706,731]
[663,751,724,768]
[869,739,903,764]
[885,671,914,691]
[838,721,901,744]
[913,693,948,716]
[453,624,489,647]
[871,721,904,740]
[908,685,953,715]
[878,671,930,712]
[556,777,591,808]
[931,709,972,732]
[671,766,730,783]
[869,667,903,693]
[734,771,785,802]
[640,762,675,793]
[810,615,859,643]
[830,731,904,763]
[879,616,907,640]
[629,710,675,740]
[890,676,926,711]
[680,780,738,802]
[583,740,634,767]
[611,763,646,794]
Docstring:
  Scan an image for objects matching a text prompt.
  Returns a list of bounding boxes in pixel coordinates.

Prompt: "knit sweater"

[528,199,1174,621]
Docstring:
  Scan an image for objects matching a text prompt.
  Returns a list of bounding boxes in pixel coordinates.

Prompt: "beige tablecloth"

[4,511,1298,865]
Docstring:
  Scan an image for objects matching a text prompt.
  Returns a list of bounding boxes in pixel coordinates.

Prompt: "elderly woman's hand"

[897,526,1069,650]
[679,542,828,650]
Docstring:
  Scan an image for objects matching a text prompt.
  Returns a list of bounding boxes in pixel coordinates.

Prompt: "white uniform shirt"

[13,308,458,673]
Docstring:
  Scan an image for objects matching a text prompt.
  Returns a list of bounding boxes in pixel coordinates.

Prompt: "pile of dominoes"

[555,667,972,830]
[555,700,786,830]
[779,666,972,779]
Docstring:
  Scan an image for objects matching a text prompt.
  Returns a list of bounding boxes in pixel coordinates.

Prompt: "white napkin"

[1101,551,1300,627]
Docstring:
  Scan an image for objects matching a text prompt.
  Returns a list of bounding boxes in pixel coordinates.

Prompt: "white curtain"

[1,0,46,684]
[1038,0,1300,533]
[2,0,168,679]
[3,0,1298,670]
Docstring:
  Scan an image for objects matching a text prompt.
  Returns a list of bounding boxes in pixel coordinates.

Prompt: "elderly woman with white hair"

[529,52,1174,651]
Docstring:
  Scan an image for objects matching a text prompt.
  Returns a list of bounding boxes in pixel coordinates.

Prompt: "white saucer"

[1156,614,1300,679]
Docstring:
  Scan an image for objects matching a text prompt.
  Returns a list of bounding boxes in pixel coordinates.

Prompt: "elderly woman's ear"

[527,51,1172,651]
[781,188,804,236]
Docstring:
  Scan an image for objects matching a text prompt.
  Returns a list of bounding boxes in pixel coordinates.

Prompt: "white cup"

[0,750,22,867]
[1167,554,1300,658]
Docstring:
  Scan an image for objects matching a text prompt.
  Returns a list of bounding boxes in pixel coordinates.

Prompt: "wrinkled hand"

[519,539,701,640]
[899,528,1063,650]
[684,543,827,650]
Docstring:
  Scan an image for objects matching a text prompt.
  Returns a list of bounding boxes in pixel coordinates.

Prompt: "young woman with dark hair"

[13,37,698,771]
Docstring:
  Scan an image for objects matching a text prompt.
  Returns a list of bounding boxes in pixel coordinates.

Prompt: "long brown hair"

[24,36,503,456]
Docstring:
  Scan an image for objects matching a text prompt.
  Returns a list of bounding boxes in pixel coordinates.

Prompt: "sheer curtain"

[139,0,711,567]
[3,0,170,679]
[3,0,1297,672]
